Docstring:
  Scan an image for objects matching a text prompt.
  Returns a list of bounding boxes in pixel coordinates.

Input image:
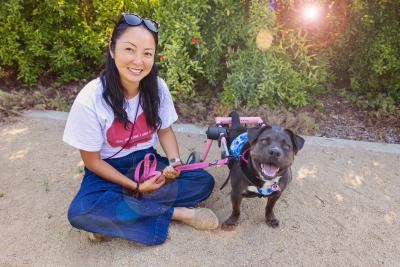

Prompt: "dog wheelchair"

[186,116,264,164]
[134,113,281,198]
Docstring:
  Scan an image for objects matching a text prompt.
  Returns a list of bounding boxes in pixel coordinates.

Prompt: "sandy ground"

[0,117,399,267]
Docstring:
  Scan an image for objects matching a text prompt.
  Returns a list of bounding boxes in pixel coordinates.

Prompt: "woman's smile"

[127,67,143,75]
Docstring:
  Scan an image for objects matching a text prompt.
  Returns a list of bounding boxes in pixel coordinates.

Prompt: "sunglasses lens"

[123,14,142,26]
[143,19,159,32]
[122,13,159,33]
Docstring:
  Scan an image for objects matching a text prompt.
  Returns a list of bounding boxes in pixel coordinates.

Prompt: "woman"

[63,13,218,246]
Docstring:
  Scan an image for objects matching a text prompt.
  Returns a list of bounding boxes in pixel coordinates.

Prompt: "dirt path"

[0,117,399,266]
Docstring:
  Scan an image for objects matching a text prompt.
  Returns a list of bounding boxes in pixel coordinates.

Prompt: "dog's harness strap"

[240,154,264,188]
[239,148,250,164]
[219,175,231,190]
[229,132,248,159]
[220,148,251,190]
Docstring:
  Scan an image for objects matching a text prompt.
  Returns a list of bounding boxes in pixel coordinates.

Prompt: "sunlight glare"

[302,4,321,22]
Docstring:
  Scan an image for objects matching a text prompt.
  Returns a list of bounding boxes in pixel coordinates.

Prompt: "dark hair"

[101,17,161,130]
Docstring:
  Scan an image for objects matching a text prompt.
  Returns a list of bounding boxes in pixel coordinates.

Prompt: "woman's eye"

[126,48,134,52]
[145,52,153,57]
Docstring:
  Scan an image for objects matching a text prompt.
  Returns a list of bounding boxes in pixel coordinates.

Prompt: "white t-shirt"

[63,77,178,159]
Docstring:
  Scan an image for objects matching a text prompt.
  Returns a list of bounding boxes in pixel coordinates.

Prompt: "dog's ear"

[247,125,269,145]
[284,129,305,155]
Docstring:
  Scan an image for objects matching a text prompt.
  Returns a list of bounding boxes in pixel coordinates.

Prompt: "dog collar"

[229,132,248,159]
[247,176,282,197]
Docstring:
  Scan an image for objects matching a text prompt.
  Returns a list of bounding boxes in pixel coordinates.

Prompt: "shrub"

[220,0,329,108]
[0,0,158,85]
[332,0,400,112]
[0,0,334,111]
[155,0,210,98]
[197,0,245,86]
[0,0,210,99]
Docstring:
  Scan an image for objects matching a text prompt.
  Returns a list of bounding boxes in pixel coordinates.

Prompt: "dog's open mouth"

[260,163,279,178]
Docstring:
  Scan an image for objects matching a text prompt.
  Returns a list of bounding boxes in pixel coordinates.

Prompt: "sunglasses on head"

[121,13,160,33]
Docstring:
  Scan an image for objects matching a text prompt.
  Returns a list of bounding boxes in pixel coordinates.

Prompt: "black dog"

[221,111,305,230]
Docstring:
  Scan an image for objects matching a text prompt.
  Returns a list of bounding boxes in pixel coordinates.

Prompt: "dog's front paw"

[266,217,279,228]
[221,216,239,231]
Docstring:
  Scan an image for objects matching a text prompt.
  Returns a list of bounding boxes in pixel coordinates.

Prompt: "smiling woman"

[110,26,156,98]
[62,13,218,246]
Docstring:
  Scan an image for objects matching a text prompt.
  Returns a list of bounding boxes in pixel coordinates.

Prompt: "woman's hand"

[157,126,181,180]
[163,163,181,180]
[139,172,166,194]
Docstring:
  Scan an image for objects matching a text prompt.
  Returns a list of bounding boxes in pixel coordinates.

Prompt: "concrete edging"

[23,110,400,154]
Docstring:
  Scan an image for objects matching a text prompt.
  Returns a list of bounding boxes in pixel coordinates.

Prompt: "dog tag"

[271,183,280,192]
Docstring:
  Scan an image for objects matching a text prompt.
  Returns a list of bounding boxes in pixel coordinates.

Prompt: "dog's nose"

[269,148,281,158]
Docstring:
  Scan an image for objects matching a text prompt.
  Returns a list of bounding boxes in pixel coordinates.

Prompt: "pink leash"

[134,153,229,184]
[134,153,161,183]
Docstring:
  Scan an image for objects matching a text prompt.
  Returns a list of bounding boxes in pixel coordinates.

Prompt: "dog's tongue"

[261,164,279,177]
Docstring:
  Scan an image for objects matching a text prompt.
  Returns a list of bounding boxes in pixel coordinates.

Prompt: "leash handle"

[134,153,163,184]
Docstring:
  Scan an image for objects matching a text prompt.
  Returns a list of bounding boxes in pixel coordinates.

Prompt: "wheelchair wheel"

[186,151,201,164]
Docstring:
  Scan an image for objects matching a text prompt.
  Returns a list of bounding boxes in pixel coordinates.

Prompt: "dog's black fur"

[221,111,305,230]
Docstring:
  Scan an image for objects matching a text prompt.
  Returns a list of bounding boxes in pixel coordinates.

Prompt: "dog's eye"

[261,138,270,145]
[283,143,291,150]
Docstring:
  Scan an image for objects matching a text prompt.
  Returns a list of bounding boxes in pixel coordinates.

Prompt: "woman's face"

[111,25,156,94]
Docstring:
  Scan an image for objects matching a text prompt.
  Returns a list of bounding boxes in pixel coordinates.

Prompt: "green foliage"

[219,0,329,108]
[155,0,210,98]
[5,0,397,115]
[333,0,400,112]
[198,0,245,85]
[0,0,157,85]
[222,43,327,108]
[0,0,331,108]
[0,0,209,98]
